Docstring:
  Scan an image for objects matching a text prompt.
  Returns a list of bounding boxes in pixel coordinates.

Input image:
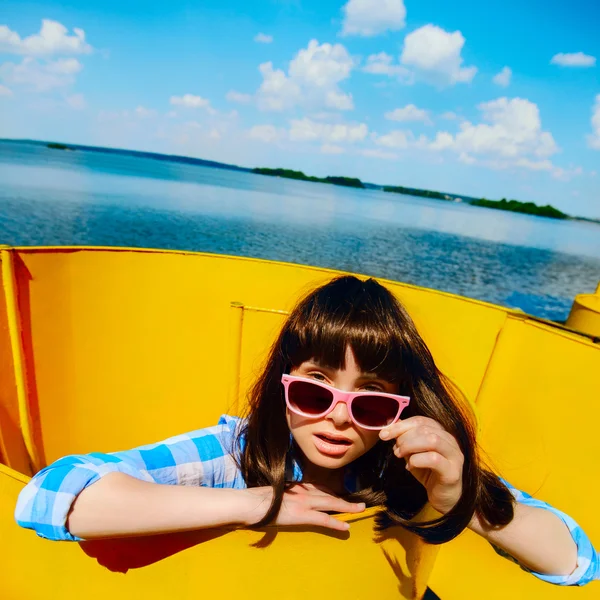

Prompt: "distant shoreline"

[1,138,598,224]
[253,167,365,189]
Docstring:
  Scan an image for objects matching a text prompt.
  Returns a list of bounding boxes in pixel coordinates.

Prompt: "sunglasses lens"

[288,380,334,415]
[351,396,400,428]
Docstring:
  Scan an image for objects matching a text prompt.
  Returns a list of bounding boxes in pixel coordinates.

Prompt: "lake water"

[1,140,599,322]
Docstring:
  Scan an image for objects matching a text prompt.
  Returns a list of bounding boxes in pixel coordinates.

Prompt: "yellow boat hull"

[0,246,598,599]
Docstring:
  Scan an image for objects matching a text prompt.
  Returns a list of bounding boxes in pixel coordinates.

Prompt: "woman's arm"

[469,502,577,574]
[15,415,364,540]
[15,415,246,540]
[66,474,363,539]
[380,418,599,586]
[469,480,599,586]
[67,472,257,538]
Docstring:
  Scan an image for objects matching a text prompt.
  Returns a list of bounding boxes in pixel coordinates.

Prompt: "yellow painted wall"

[0,251,33,475]
[1,247,598,599]
[427,316,600,599]
[0,463,439,600]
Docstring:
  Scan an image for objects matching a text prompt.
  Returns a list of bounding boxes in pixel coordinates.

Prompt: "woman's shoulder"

[159,414,246,443]
[172,414,247,455]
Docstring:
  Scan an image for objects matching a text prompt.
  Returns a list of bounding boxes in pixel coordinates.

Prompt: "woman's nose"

[326,401,351,426]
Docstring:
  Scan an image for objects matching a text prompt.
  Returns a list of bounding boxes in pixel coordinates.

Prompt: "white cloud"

[550,52,596,68]
[0,19,92,56]
[428,131,455,151]
[321,144,345,154]
[514,158,554,171]
[385,104,431,124]
[550,165,583,182]
[459,152,476,165]
[417,97,580,178]
[0,57,82,91]
[65,93,85,109]
[170,94,215,114]
[254,33,273,44]
[325,89,354,110]
[371,98,567,179]
[256,40,354,112]
[45,57,81,75]
[256,62,302,111]
[427,98,558,159]
[493,66,512,87]
[0,84,13,96]
[134,105,157,118]
[363,52,411,80]
[226,90,252,104]
[341,0,406,37]
[400,24,477,86]
[248,124,285,143]
[289,39,354,87]
[440,111,458,120]
[375,129,412,149]
[587,94,600,150]
[289,117,368,143]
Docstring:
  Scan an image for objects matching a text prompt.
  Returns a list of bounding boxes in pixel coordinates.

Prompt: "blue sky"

[1,0,599,217]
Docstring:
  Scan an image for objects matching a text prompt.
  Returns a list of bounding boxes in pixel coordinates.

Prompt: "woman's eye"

[360,381,387,392]
[308,372,326,381]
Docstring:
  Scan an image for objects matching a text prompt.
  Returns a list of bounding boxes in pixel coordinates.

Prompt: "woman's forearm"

[469,502,578,576]
[66,472,263,539]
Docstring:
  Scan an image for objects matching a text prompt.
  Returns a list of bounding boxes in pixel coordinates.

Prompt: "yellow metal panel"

[2,247,598,598]
[12,247,507,462]
[0,250,33,474]
[0,464,439,600]
[428,316,600,599]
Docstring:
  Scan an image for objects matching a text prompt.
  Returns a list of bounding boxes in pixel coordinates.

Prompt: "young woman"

[15,276,598,586]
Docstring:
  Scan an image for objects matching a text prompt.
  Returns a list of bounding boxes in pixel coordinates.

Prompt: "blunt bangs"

[281,276,408,382]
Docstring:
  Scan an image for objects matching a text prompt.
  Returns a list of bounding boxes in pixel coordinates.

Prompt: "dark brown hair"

[238,275,514,544]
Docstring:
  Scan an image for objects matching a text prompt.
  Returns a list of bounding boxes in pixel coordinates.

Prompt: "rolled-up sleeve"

[14,415,244,542]
[493,478,599,586]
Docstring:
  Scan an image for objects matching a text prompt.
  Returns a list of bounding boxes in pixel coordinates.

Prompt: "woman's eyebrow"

[357,372,383,380]
[304,360,332,371]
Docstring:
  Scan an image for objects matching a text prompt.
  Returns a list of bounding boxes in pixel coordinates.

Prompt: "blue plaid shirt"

[14,414,598,586]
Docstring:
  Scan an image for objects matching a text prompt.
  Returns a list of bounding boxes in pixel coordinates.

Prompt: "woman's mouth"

[313,433,353,457]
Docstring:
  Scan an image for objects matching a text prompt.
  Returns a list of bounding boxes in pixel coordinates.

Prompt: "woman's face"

[287,345,398,473]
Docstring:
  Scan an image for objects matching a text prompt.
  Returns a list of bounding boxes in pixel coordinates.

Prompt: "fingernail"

[380,429,389,439]
[356,502,366,510]
[343,522,350,530]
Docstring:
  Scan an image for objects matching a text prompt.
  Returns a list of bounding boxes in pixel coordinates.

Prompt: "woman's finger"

[308,495,366,514]
[380,415,447,441]
[406,451,460,484]
[307,511,351,532]
[394,428,461,462]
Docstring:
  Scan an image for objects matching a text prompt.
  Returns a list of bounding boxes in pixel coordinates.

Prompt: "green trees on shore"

[471,198,568,219]
[383,185,451,200]
[253,168,365,188]
[254,167,570,220]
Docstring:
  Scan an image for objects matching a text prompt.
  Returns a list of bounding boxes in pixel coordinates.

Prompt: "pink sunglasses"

[281,374,410,431]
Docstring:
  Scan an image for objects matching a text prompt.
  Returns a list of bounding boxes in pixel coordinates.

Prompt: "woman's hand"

[243,483,365,532]
[380,416,464,514]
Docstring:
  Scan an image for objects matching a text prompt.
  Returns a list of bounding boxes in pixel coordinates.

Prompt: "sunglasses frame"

[281,374,410,431]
